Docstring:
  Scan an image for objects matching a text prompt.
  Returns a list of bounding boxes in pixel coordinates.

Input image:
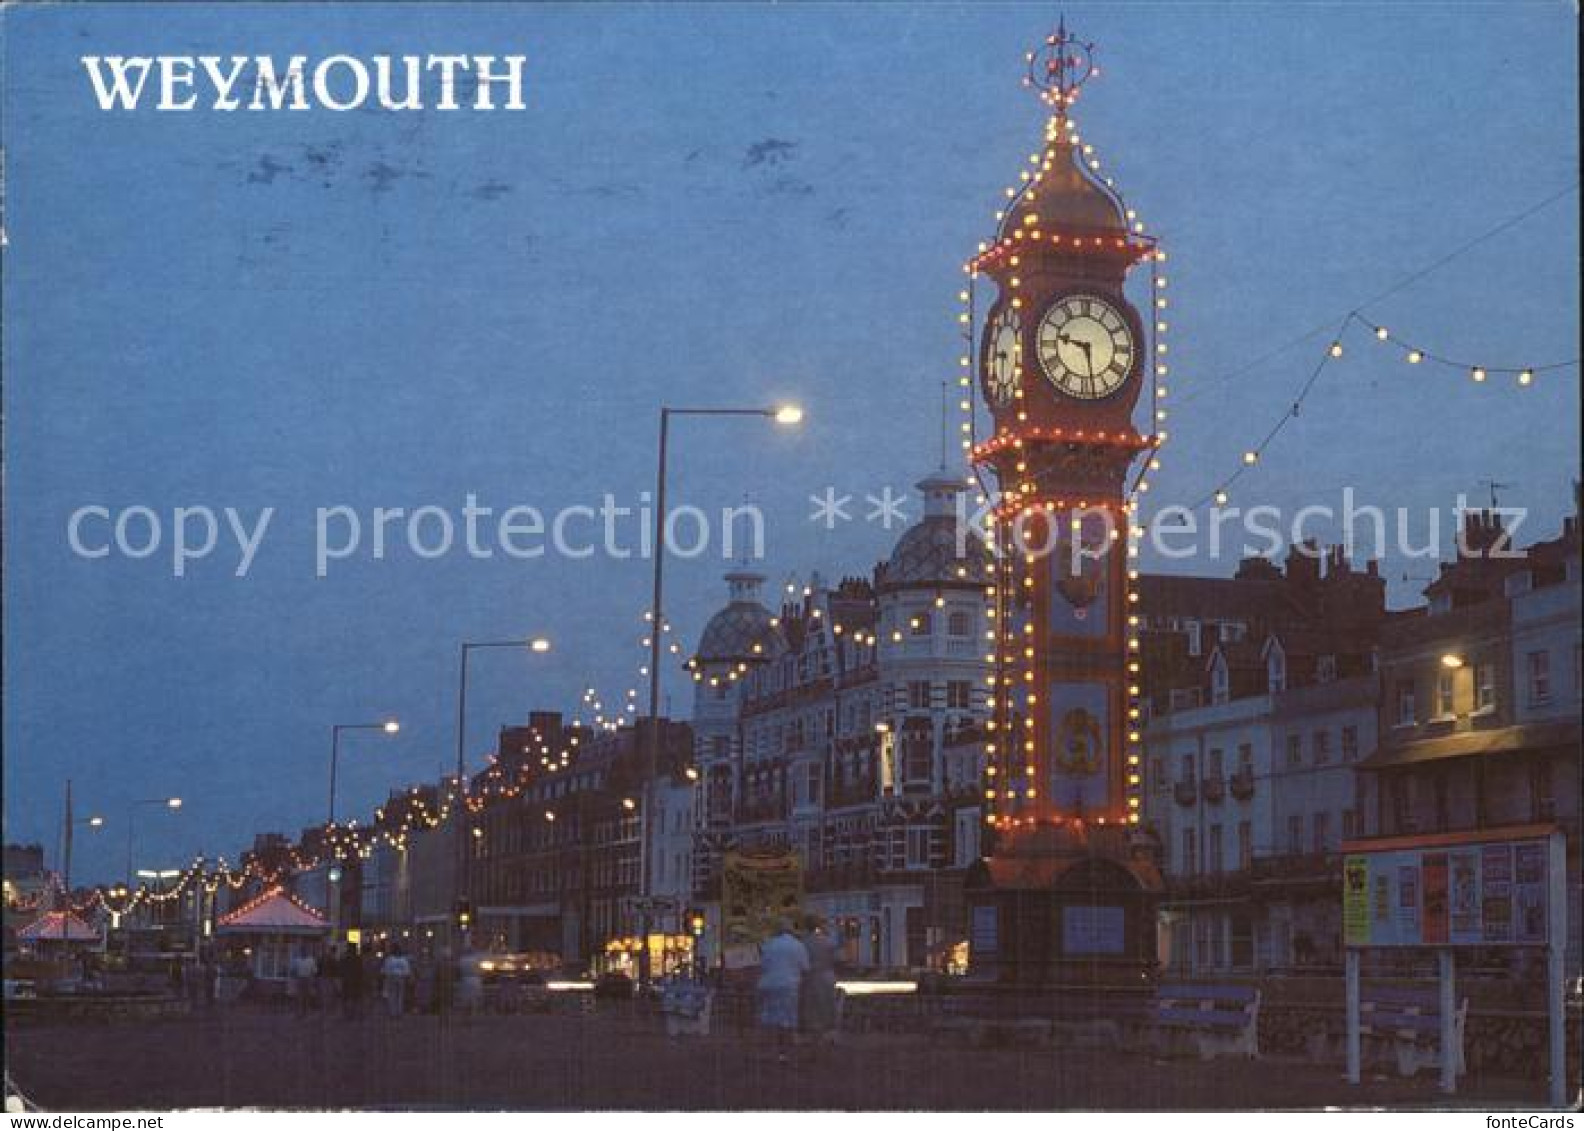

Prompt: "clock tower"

[964,19,1163,988]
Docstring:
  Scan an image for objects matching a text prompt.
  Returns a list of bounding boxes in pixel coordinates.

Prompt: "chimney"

[1461,509,1505,558]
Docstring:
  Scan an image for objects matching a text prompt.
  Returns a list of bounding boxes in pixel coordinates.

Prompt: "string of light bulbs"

[1183,308,1579,512]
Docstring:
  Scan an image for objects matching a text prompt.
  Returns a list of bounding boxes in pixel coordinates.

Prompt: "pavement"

[3,1005,1569,1111]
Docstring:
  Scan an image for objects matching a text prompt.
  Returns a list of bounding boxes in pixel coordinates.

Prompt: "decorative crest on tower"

[1023,16,1096,113]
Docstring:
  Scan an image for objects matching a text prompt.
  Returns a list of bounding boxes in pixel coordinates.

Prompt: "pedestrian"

[799,918,841,1045]
[413,952,437,1014]
[456,950,484,1015]
[338,942,365,1020]
[381,946,412,1018]
[318,946,340,1012]
[288,951,318,1017]
[756,918,810,1063]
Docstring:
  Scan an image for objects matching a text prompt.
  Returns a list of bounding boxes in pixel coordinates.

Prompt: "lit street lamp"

[125,796,183,890]
[328,719,401,826]
[641,403,803,985]
[59,779,106,944]
[453,637,552,950]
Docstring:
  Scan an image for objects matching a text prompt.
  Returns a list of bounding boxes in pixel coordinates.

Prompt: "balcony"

[1173,779,1198,806]
[1229,767,1256,800]
[1201,774,1226,803]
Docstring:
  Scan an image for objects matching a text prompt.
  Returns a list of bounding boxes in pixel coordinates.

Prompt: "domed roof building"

[692,571,785,665]
[875,473,991,593]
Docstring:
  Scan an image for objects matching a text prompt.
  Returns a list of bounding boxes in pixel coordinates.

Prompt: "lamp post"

[323,719,396,944]
[640,404,802,986]
[60,779,106,946]
[453,637,552,953]
[125,796,183,890]
[328,720,401,827]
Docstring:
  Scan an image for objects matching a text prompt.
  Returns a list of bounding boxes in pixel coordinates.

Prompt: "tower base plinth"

[965,819,1161,990]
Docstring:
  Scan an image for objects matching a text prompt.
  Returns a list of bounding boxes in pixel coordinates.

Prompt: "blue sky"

[3,3,1578,882]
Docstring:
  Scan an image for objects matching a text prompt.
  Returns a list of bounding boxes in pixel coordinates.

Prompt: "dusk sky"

[4,3,1578,882]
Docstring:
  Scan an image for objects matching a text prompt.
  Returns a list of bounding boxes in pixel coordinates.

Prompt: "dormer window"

[1266,640,1287,693]
[1210,652,1230,705]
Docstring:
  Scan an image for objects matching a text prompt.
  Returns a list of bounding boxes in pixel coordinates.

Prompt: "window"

[905,828,931,869]
[1211,655,1229,705]
[1436,670,1456,718]
[1186,620,1202,657]
[1286,734,1302,768]
[947,611,972,637]
[946,681,972,710]
[1313,812,1331,855]
[1313,730,1331,765]
[1152,756,1167,794]
[1267,647,1287,693]
[1207,747,1225,782]
[1236,743,1253,774]
[1180,752,1196,784]
[910,612,932,637]
[1396,680,1417,727]
[954,809,980,868]
[907,681,932,711]
[1208,825,1223,874]
[1287,815,1303,856]
[901,729,932,785]
[1341,726,1359,762]
[1237,821,1252,870]
[1528,650,1552,705]
[1317,655,1338,683]
[1475,663,1496,712]
[1342,808,1359,839]
[1181,829,1198,875]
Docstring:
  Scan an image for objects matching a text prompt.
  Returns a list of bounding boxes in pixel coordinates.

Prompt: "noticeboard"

[1343,826,1563,949]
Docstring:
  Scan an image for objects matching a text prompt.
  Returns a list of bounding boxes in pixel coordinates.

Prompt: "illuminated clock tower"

[964,20,1163,988]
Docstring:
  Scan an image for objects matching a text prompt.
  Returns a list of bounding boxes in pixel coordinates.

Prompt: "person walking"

[288,951,318,1017]
[338,942,365,1020]
[318,946,340,1013]
[380,946,413,1018]
[756,919,810,1063]
[799,918,841,1046]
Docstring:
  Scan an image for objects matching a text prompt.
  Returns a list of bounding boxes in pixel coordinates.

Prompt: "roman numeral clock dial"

[1035,294,1135,400]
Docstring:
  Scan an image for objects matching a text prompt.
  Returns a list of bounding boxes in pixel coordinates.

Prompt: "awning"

[216,887,329,935]
[17,911,100,942]
[1360,719,1580,770]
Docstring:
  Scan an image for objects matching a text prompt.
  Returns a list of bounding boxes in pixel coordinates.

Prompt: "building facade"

[1141,544,1386,973]
[689,474,992,971]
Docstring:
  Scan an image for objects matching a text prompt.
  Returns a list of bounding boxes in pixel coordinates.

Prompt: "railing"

[1173,779,1198,806]
[1229,768,1256,800]
[1201,775,1226,803]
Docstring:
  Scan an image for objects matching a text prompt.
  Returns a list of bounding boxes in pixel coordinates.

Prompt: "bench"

[1360,986,1467,1080]
[1154,983,1260,1060]
[659,982,714,1037]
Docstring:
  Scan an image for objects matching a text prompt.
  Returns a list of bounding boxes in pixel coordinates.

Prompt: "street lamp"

[59,779,106,944]
[453,637,553,950]
[640,403,803,985]
[125,796,183,889]
[328,719,401,826]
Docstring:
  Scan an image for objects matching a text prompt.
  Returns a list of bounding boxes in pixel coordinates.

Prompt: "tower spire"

[1024,15,1096,122]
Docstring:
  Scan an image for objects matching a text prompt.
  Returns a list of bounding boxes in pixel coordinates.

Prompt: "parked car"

[592,971,634,1000]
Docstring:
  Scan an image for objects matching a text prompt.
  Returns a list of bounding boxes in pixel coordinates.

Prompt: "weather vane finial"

[1023,15,1096,114]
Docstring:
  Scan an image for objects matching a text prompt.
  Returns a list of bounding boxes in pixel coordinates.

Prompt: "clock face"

[1036,294,1135,400]
[985,308,1023,405]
